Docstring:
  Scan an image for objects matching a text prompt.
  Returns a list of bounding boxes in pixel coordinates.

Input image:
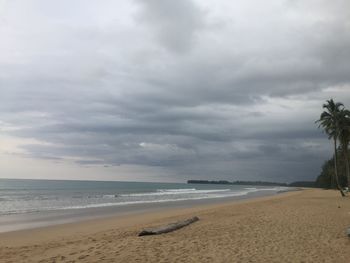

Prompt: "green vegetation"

[187,180,316,187]
[315,157,348,188]
[316,99,350,195]
[187,180,288,186]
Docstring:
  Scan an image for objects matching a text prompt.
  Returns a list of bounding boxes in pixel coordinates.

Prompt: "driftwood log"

[138,216,199,236]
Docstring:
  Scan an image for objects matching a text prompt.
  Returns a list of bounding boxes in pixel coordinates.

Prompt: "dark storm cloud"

[135,0,205,53]
[1,0,350,182]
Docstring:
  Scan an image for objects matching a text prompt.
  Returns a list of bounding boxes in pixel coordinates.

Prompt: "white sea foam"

[158,188,197,192]
[119,188,231,197]
[102,194,118,198]
[58,191,250,210]
[0,184,290,215]
[55,187,284,211]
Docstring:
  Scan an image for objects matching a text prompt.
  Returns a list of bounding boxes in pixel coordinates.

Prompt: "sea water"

[0,179,288,215]
[0,178,289,232]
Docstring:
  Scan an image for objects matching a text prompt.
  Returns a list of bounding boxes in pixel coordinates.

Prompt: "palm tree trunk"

[334,138,345,196]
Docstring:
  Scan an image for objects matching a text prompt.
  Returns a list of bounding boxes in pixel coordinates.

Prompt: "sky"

[0,0,350,183]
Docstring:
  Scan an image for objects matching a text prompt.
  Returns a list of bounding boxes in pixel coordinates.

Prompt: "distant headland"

[187,180,315,187]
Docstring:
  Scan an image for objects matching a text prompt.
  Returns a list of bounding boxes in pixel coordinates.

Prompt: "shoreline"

[2,189,350,262]
[0,190,299,244]
[0,187,288,234]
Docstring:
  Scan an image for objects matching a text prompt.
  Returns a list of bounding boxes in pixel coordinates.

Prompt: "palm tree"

[316,99,345,196]
[339,109,350,188]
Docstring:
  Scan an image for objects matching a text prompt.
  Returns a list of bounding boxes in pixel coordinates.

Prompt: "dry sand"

[1,189,350,262]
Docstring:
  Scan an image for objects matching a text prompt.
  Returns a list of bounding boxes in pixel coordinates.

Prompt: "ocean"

[0,178,289,232]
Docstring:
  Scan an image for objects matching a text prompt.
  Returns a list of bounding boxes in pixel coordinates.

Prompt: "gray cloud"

[135,0,205,53]
[1,0,350,182]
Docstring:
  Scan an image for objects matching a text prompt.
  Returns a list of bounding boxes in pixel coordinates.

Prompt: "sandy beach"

[1,189,350,262]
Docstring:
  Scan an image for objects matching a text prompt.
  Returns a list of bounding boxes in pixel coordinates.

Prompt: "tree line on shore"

[187,180,287,186]
[187,180,315,187]
[316,99,350,195]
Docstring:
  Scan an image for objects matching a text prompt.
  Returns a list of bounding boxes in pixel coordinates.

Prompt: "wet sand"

[1,189,350,262]
[0,189,281,233]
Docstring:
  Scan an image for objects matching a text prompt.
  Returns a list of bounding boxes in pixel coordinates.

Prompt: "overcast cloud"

[0,0,350,182]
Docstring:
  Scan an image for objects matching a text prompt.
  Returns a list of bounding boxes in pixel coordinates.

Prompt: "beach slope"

[1,189,350,262]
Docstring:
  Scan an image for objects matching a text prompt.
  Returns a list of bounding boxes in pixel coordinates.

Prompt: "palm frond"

[317,99,345,140]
